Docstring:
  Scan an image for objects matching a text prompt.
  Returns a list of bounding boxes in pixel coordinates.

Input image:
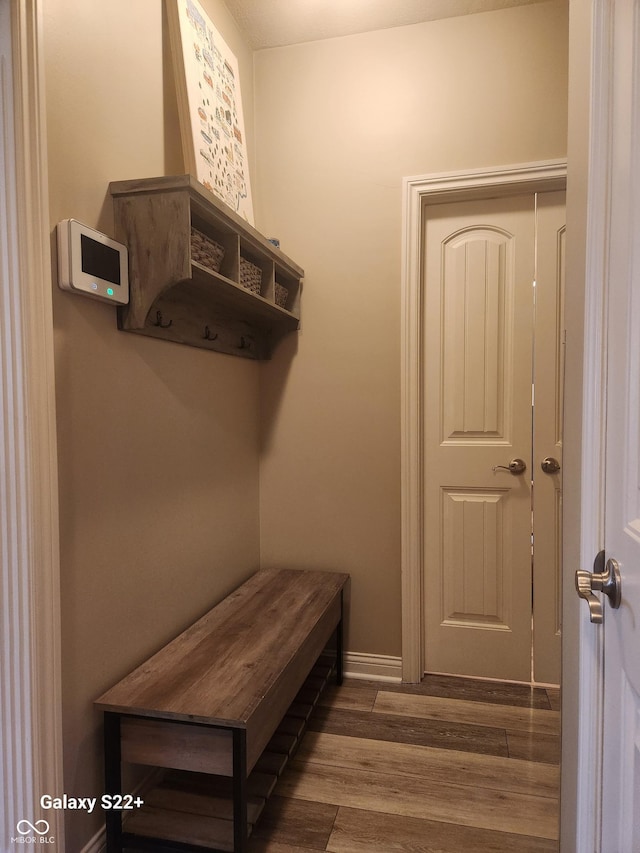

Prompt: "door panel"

[423,195,536,681]
[441,228,511,442]
[533,191,566,684]
[441,488,511,629]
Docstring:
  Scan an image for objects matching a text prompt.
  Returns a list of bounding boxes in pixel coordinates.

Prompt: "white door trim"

[400,160,567,683]
[1,0,64,845]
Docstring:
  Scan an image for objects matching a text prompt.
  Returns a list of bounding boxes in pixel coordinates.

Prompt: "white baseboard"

[343,652,403,682]
[78,769,163,853]
[79,824,105,853]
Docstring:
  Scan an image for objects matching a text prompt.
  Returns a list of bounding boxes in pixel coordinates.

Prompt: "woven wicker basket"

[274,283,288,309]
[240,257,262,295]
[191,227,225,273]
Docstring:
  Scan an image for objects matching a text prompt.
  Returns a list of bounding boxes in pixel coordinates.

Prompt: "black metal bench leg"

[104,712,123,853]
[336,591,344,686]
[233,728,248,852]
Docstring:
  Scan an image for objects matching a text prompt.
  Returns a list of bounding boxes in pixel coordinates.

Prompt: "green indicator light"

[107,288,114,296]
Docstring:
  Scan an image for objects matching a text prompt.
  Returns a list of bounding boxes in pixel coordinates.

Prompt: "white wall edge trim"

[400,160,567,683]
[0,0,64,846]
[343,652,402,683]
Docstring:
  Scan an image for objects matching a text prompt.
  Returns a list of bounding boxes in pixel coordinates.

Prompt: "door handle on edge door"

[575,550,622,623]
[492,458,527,475]
[541,456,561,474]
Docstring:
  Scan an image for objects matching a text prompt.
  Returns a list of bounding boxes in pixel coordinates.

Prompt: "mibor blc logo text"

[11,819,55,845]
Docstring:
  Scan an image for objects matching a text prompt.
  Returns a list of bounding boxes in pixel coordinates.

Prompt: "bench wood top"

[95,568,348,731]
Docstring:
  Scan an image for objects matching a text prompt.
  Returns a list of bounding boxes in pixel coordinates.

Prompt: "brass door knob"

[541,457,561,474]
[492,458,527,475]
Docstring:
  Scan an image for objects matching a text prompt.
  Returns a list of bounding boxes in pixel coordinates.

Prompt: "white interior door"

[423,192,565,683]
[598,1,640,846]
[423,195,536,682]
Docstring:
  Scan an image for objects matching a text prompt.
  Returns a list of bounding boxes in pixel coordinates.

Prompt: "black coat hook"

[203,326,218,341]
[153,311,172,329]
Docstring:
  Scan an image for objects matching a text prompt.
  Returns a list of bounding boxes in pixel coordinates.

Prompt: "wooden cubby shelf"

[110,175,304,360]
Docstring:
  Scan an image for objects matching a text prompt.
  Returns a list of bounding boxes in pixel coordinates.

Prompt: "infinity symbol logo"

[16,819,50,835]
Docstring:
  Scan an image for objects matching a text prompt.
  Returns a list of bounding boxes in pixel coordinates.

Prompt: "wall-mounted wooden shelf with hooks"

[110,175,303,360]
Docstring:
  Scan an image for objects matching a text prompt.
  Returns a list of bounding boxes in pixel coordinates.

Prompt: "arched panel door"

[423,192,564,683]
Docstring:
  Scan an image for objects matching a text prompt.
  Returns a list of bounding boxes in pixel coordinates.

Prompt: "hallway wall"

[254,0,569,659]
[44,1,258,848]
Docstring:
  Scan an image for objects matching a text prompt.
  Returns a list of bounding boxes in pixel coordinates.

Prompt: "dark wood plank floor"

[248,674,560,853]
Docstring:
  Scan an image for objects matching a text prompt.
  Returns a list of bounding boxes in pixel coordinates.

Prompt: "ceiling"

[222,0,551,50]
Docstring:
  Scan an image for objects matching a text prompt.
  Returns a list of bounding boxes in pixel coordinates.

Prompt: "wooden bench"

[95,567,349,853]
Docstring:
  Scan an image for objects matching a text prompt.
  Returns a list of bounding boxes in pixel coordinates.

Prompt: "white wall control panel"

[57,219,129,305]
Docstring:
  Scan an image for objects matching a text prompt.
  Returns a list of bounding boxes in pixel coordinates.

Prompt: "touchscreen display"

[81,234,121,285]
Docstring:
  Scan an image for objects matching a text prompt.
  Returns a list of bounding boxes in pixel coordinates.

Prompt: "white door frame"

[0,0,64,846]
[400,159,567,684]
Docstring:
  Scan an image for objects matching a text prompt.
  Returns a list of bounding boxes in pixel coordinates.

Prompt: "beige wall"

[255,1,569,658]
[44,1,258,848]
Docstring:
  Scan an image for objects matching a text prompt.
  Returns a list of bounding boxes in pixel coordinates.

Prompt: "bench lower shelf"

[121,658,335,852]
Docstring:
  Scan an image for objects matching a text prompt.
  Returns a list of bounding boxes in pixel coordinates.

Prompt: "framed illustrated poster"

[166,0,254,223]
